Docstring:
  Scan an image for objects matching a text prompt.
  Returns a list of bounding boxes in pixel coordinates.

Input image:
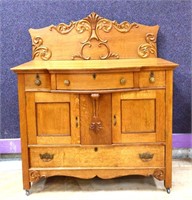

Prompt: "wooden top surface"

[11,58,178,72]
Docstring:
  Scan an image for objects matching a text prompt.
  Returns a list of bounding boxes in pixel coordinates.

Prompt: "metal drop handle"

[149,72,155,83]
[34,74,41,86]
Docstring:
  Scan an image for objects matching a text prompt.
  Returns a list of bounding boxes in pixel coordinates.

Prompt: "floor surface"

[0,159,191,200]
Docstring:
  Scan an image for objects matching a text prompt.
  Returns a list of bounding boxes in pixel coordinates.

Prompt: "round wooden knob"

[34,79,41,86]
[64,79,70,86]
[149,76,155,83]
[120,78,126,85]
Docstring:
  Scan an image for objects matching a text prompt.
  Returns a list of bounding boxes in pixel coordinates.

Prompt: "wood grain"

[25,73,50,90]
[29,145,164,168]
[29,168,165,180]
[139,71,165,88]
[112,90,165,143]
[56,73,133,90]
[28,13,159,60]
[11,14,178,191]
[37,103,70,135]
[11,58,178,72]
[164,70,173,189]
[17,74,30,190]
[26,92,80,145]
[80,94,112,145]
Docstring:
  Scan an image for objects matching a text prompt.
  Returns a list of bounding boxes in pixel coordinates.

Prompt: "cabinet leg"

[166,188,171,194]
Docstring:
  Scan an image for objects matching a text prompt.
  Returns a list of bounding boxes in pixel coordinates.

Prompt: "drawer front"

[25,74,51,90]
[29,145,164,168]
[139,71,165,88]
[56,73,133,90]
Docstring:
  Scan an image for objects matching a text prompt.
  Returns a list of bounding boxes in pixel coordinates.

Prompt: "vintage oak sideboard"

[11,13,178,195]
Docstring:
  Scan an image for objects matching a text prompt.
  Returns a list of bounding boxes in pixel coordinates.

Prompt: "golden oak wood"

[11,58,178,72]
[80,94,112,145]
[17,75,30,190]
[56,73,134,90]
[112,90,165,143]
[29,168,165,181]
[11,13,178,194]
[29,12,159,60]
[164,70,173,189]
[29,145,164,168]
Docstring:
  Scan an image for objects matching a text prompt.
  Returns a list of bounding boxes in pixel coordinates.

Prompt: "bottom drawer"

[29,145,165,168]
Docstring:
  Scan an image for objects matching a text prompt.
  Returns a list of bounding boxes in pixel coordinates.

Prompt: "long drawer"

[29,145,164,168]
[56,73,134,90]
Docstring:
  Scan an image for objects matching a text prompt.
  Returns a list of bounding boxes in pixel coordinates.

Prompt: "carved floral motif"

[90,117,103,133]
[153,169,164,181]
[30,170,41,182]
[138,33,157,58]
[50,12,139,60]
[32,36,52,60]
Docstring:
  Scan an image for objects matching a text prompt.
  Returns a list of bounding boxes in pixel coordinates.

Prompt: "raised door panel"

[121,99,155,133]
[37,103,70,135]
[112,90,165,143]
[26,92,80,144]
[80,94,112,145]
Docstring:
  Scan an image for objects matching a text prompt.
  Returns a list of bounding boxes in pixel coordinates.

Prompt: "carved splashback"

[29,12,159,61]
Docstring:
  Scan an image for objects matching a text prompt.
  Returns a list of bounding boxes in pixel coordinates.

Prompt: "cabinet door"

[26,92,80,145]
[80,94,112,145]
[112,90,165,143]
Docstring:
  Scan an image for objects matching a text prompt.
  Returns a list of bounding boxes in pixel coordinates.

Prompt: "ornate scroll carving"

[50,21,75,34]
[153,169,164,181]
[50,12,139,60]
[138,33,157,58]
[89,94,103,133]
[30,170,41,182]
[98,43,119,60]
[72,42,91,60]
[32,36,52,60]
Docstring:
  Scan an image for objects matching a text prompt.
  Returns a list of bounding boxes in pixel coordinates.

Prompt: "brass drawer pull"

[64,79,70,86]
[149,72,155,83]
[34,74,41,86]
[120,78,126,85]
[39,153,54,162]
[139,152,154,162]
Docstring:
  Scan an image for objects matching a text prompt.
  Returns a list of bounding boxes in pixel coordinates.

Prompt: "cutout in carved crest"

[50,12,139,60]
[138,33,157,58]
[32,36,52,60]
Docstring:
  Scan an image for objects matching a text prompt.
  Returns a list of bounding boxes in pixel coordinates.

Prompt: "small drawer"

[139,71,165,88]
[25,74,51,90]
[29,145,164,168]
[56,73,134,90]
